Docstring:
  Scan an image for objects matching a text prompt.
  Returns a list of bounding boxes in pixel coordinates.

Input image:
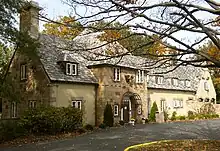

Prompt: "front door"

[123,103,129,123]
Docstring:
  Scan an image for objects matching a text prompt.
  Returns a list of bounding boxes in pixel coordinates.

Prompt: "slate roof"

[147,65,204,92]
[38,31,206,92]
[38,34,98,84]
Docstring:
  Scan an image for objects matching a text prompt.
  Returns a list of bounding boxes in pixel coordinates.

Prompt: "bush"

[179,116,186,120]
[0,120,27,142]
[77,128,86,134]
[164,111,168,122]
[84,124,94,131]
[171,111,177,121]
[196,114,204,119]
[149,102,158,122]
[119,120,124,126]
[103,103,114,127]
[99,123,106,129]
[20,106,82,134]
[188,115,195,120]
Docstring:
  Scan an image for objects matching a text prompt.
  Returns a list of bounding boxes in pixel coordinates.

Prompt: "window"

[11,102,17,118]
[185,80,191,87]
[156,76,163,84]
[20,64,27,80]
[211,98,215,104]
[114,104,119,116]
[72,100,82,110]
[204,81,209,91]
[146,75,150,83]
[66,63,77,75]
[114,68,120,81]
[160,99,166,112]
[173,99,183,108]
[172,78,178,86]
[198,98,203,102]
[136,70,144,83]
[0,98,2,113]
[29,100,36,108]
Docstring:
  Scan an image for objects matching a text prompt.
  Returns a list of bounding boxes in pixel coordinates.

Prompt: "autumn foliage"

[42,16,83,40]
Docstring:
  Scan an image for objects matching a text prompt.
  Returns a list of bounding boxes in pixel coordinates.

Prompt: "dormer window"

[66,63,77,75]
[172,78,178,86]
[136,70,144,83]
[156,76,163,84]
[185,80,191,87]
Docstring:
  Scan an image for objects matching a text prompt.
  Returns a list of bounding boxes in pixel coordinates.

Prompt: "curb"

[124,140,172,151]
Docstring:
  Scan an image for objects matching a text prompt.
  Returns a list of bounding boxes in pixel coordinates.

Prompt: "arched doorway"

[121,91,142,123]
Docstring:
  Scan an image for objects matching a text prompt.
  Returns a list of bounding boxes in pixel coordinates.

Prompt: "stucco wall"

[91,66,148,125]
[196,70,216,102]
[148,89,195,116]
[50,83,96,125]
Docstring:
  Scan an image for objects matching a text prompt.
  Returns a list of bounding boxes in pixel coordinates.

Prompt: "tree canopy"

[41,0,220,70]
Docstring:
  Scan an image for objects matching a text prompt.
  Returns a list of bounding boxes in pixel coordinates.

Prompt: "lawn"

[125,140,220,151]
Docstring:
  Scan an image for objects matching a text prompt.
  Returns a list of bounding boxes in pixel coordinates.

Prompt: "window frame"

[72,100,82,110]
[185,80,191,87]
[156,76,164,85]
[113,67,120,81]
[29,100,37,108]
[204,81,209,91]
[172,78,178,86]
[11,102,17,118]
[20,64,27,80]
[136,70,144,83]
[114,104,119,116]
[173,99,183,108]
[66,63,77,76]
[160,99,166,112]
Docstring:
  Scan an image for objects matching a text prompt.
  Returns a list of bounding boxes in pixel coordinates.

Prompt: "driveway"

[2,120,220,151]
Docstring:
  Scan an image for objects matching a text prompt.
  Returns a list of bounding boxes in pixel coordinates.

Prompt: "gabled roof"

[38,34,98,84]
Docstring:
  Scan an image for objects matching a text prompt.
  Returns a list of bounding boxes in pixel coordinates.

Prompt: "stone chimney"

[20,1,42,38]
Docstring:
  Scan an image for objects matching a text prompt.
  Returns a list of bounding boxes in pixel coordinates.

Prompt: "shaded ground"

[1,119,220,151]
[127,140,220,151]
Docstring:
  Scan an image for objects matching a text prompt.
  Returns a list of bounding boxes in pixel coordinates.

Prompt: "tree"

[103,103,114,127]
[41,0,220,70]
[149,101,158,122]
[42,16,83,40]
[92,21,166,57]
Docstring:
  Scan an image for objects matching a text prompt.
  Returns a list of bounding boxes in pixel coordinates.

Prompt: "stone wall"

[2,53,51,119]
[91,66,148,125]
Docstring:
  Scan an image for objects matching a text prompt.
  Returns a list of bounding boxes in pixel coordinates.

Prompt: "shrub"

[179,116,186,120]
[188,115,195,120]
[0,120,27,142]
[77,128,86,134]
[103,103,114,127]
[171,111,177,121]
[84,124,94,131]
[164,111,168,122]
[20,106,82,134]
[119,120,124,126]
[99,123,106,129]
[196,114,204,119]
[149,102,158,122]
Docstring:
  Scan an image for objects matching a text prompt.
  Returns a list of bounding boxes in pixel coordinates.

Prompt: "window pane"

[72,101,76,108]
[77,101,81,109]
[66,64,71,75]
[72,64,76,75]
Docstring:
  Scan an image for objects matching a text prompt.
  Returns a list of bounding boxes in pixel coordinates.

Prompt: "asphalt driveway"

[2,119,220,151]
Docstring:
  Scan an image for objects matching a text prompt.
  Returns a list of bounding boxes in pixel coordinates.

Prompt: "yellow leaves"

[42,16,83,40]
[99,30,121,42]
[207,44,220,60]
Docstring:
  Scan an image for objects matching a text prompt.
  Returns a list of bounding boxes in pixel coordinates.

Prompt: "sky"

[37,0,70,30]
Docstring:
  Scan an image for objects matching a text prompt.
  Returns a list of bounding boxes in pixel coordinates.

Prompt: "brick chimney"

[20,1,42,38]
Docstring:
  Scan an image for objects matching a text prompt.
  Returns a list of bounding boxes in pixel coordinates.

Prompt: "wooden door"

[123,104,129,123]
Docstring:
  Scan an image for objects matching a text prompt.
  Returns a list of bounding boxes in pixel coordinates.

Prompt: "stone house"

[0,1,217,125]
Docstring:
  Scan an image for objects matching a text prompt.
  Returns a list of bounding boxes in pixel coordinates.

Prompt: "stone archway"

[121,91,142,123]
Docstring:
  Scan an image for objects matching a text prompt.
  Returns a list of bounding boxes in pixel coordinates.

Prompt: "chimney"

[20,1,42,38]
